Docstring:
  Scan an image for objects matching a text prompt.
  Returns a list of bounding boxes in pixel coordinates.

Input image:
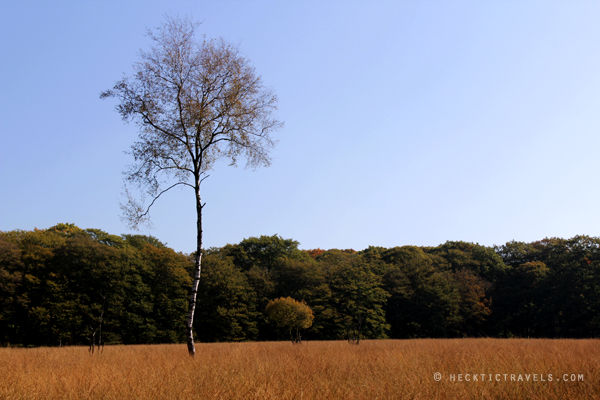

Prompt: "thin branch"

[139,108,189,148]
[199,174,210,186]
[137,181,195,219]
[149,157,194,177]
[176,84,191,149]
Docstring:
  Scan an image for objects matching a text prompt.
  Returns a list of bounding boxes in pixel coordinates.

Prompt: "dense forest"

[1,223,599,346]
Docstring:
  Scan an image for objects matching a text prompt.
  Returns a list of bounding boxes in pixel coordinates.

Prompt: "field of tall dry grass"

[0,339,598,399]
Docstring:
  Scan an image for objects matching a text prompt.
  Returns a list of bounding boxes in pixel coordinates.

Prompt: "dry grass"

[0,339,598,399]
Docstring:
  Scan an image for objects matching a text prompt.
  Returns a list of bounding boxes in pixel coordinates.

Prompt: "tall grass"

[0,339,597,399]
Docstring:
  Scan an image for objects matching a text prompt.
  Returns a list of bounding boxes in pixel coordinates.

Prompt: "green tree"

[491,260,549,337]
[538,236,600,338]
[265,297,314,343]
[222,234,310,271]
[381,246,460,338]
[194,254,258,342]
[494,240,538,268]
[426,241,507,282]
[327,257,390,341]
[138,243,191,343]
[450,269,491,336]
[5,227,67,346]
[244,266,277,340]
[0,225,197,347]
[53,234,131,347]
[493,236,600,338]
[272,258,334,339]
[101,16,282,355]
[0,235,24,345]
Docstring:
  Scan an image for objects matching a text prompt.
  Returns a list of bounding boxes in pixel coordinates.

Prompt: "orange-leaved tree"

[265,297,313,343]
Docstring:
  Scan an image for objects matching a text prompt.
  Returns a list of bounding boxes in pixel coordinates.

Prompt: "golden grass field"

[0,339,598,399]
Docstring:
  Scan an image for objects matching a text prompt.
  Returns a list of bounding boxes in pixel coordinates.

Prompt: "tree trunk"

[186,184,203,356]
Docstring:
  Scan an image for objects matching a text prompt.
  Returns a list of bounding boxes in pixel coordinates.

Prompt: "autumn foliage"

[265,297,314,343]
[2,226,600,346]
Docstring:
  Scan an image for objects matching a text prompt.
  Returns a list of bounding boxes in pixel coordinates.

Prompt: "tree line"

[1,223,599,346]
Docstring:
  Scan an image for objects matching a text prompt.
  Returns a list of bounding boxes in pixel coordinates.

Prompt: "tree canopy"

[2,225,600,346]
[266,297,314,343]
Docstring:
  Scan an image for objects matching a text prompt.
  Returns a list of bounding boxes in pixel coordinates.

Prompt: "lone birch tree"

[100,16,282,356]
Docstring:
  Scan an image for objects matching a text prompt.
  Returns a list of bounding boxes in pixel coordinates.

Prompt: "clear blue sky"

[2,1,600,253]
